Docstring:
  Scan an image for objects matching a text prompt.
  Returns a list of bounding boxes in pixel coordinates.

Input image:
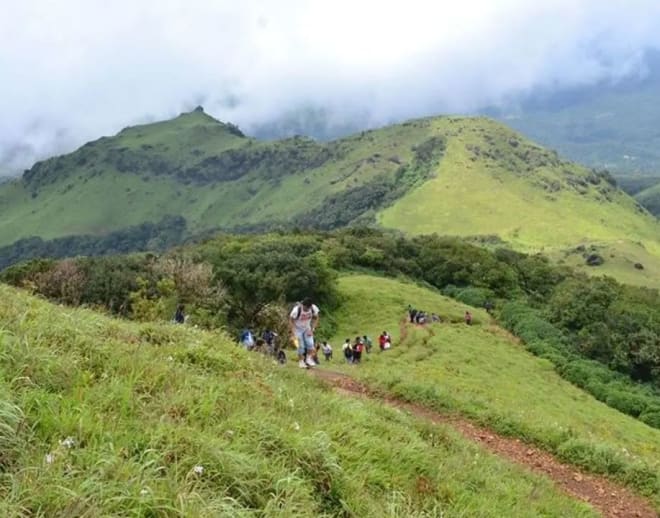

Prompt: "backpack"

[292,303,302,320]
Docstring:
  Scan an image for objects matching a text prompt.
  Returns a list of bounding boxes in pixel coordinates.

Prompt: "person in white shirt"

[289,297,320,368]
[322,341,332,361]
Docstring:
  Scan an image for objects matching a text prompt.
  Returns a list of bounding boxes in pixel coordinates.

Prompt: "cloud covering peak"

[2,0,660,174]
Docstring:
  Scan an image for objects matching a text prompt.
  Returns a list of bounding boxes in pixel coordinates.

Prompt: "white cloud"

[2,0,660,173]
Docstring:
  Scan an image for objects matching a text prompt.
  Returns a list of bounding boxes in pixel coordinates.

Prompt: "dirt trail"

[310,320,657,518]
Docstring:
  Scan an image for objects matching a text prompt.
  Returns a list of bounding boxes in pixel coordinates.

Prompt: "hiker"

[409,307,418,323]
[322,341,333,361]
[353,336,364,364]
[484,301,494,315]
[239,328,255,350]
[379,331,391,351]
[262,329,277,349]
[342,338,353,363]
[363,335,373,354]
[173,304,185,324]
[465,311,473,326]
[289,297,320,369]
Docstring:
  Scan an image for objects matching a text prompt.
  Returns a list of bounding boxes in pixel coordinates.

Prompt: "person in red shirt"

[379,331,391,351]
[352,336,364,363]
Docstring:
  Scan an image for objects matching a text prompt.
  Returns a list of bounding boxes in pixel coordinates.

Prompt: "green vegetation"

[378,119,658,252]
[330,274,660,505]
[499,301,660,428]
[549,240,660,290]
[1,109,659,290]
[0,215,187,270]
[4,230,659,423]
[0,109,445,247]
[0,284,599,516]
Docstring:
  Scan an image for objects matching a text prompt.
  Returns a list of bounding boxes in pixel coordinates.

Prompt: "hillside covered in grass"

[330,274,660,506]
[1,109,659,288]
[0,108,446,246]
[5,230,660,430]
[0,284,603,517]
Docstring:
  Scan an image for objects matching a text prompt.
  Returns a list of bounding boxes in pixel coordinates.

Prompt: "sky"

[2,0,660,175]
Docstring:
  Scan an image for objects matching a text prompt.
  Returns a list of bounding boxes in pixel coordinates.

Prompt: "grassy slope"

[0,111,430,245]
[377,117,660,287]
[549,240,660,288]
[0,284,596,517]
[3,110,659,286]
[330,274,660,505]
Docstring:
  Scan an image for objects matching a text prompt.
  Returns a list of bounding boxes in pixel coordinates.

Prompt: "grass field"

[0,283,600,516]
[0,110,431,246]
[378,119,659,251]
[549,239,660,289]
[329,274,660,507]
[2,113,660,290]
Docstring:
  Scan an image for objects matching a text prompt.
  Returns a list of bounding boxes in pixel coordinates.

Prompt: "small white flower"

[288,398,295,409]
[59,437,75,449]
[293,422,300,431]
[140,489,149,496]
[45,453,54,464]
[193,465,204,475]
[167,356,174,361]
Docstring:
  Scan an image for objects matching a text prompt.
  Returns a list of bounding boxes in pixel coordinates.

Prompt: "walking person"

[289,297,320,368]
[322,341,333,362]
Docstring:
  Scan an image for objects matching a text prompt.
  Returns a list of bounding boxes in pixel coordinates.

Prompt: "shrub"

[639,408,660,428]
[453,287,494,308]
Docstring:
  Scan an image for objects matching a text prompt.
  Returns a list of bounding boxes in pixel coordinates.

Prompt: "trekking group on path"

[408,305,475,326]
[178,296,484,369]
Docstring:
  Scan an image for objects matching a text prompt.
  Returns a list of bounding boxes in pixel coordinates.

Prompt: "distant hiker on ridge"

[289,297,320,369]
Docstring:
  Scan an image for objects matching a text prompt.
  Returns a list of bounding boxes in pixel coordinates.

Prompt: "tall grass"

[0,284,595,516]
[331,274,660,507]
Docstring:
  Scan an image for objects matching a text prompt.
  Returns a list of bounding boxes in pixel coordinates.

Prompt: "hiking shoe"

[298,360,307,369]
[305,357,316,367]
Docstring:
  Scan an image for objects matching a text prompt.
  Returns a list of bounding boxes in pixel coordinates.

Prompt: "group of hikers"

[177,295,484,370]
[408,305,475,326]
[341,332,392,363]
[408,306,441,325]
[234,298,395,369]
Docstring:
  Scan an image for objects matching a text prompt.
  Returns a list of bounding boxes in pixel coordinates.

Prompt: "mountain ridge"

[1,109,659,286]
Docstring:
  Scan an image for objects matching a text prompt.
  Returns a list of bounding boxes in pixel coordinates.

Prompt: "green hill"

[2,109,659,286]
[330,274,660,507]
[0,108,444,245]
[0,283,605,517]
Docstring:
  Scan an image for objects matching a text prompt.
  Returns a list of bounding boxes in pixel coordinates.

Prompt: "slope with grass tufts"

[3,110,660,287]
[330,274,660,509]
[0,284,601,516]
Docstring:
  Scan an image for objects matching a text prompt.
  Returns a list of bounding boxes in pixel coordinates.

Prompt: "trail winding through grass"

[312,320,657,518]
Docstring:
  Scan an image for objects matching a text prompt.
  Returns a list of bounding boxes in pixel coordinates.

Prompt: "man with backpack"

[289,297,320,368]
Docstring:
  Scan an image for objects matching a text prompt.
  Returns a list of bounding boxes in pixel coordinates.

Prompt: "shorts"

[294,330,315,355]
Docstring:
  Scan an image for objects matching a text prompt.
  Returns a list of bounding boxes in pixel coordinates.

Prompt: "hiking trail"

[310,320,657,518]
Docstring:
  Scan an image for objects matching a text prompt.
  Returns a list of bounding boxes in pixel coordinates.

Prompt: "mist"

[2,0,660,175]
